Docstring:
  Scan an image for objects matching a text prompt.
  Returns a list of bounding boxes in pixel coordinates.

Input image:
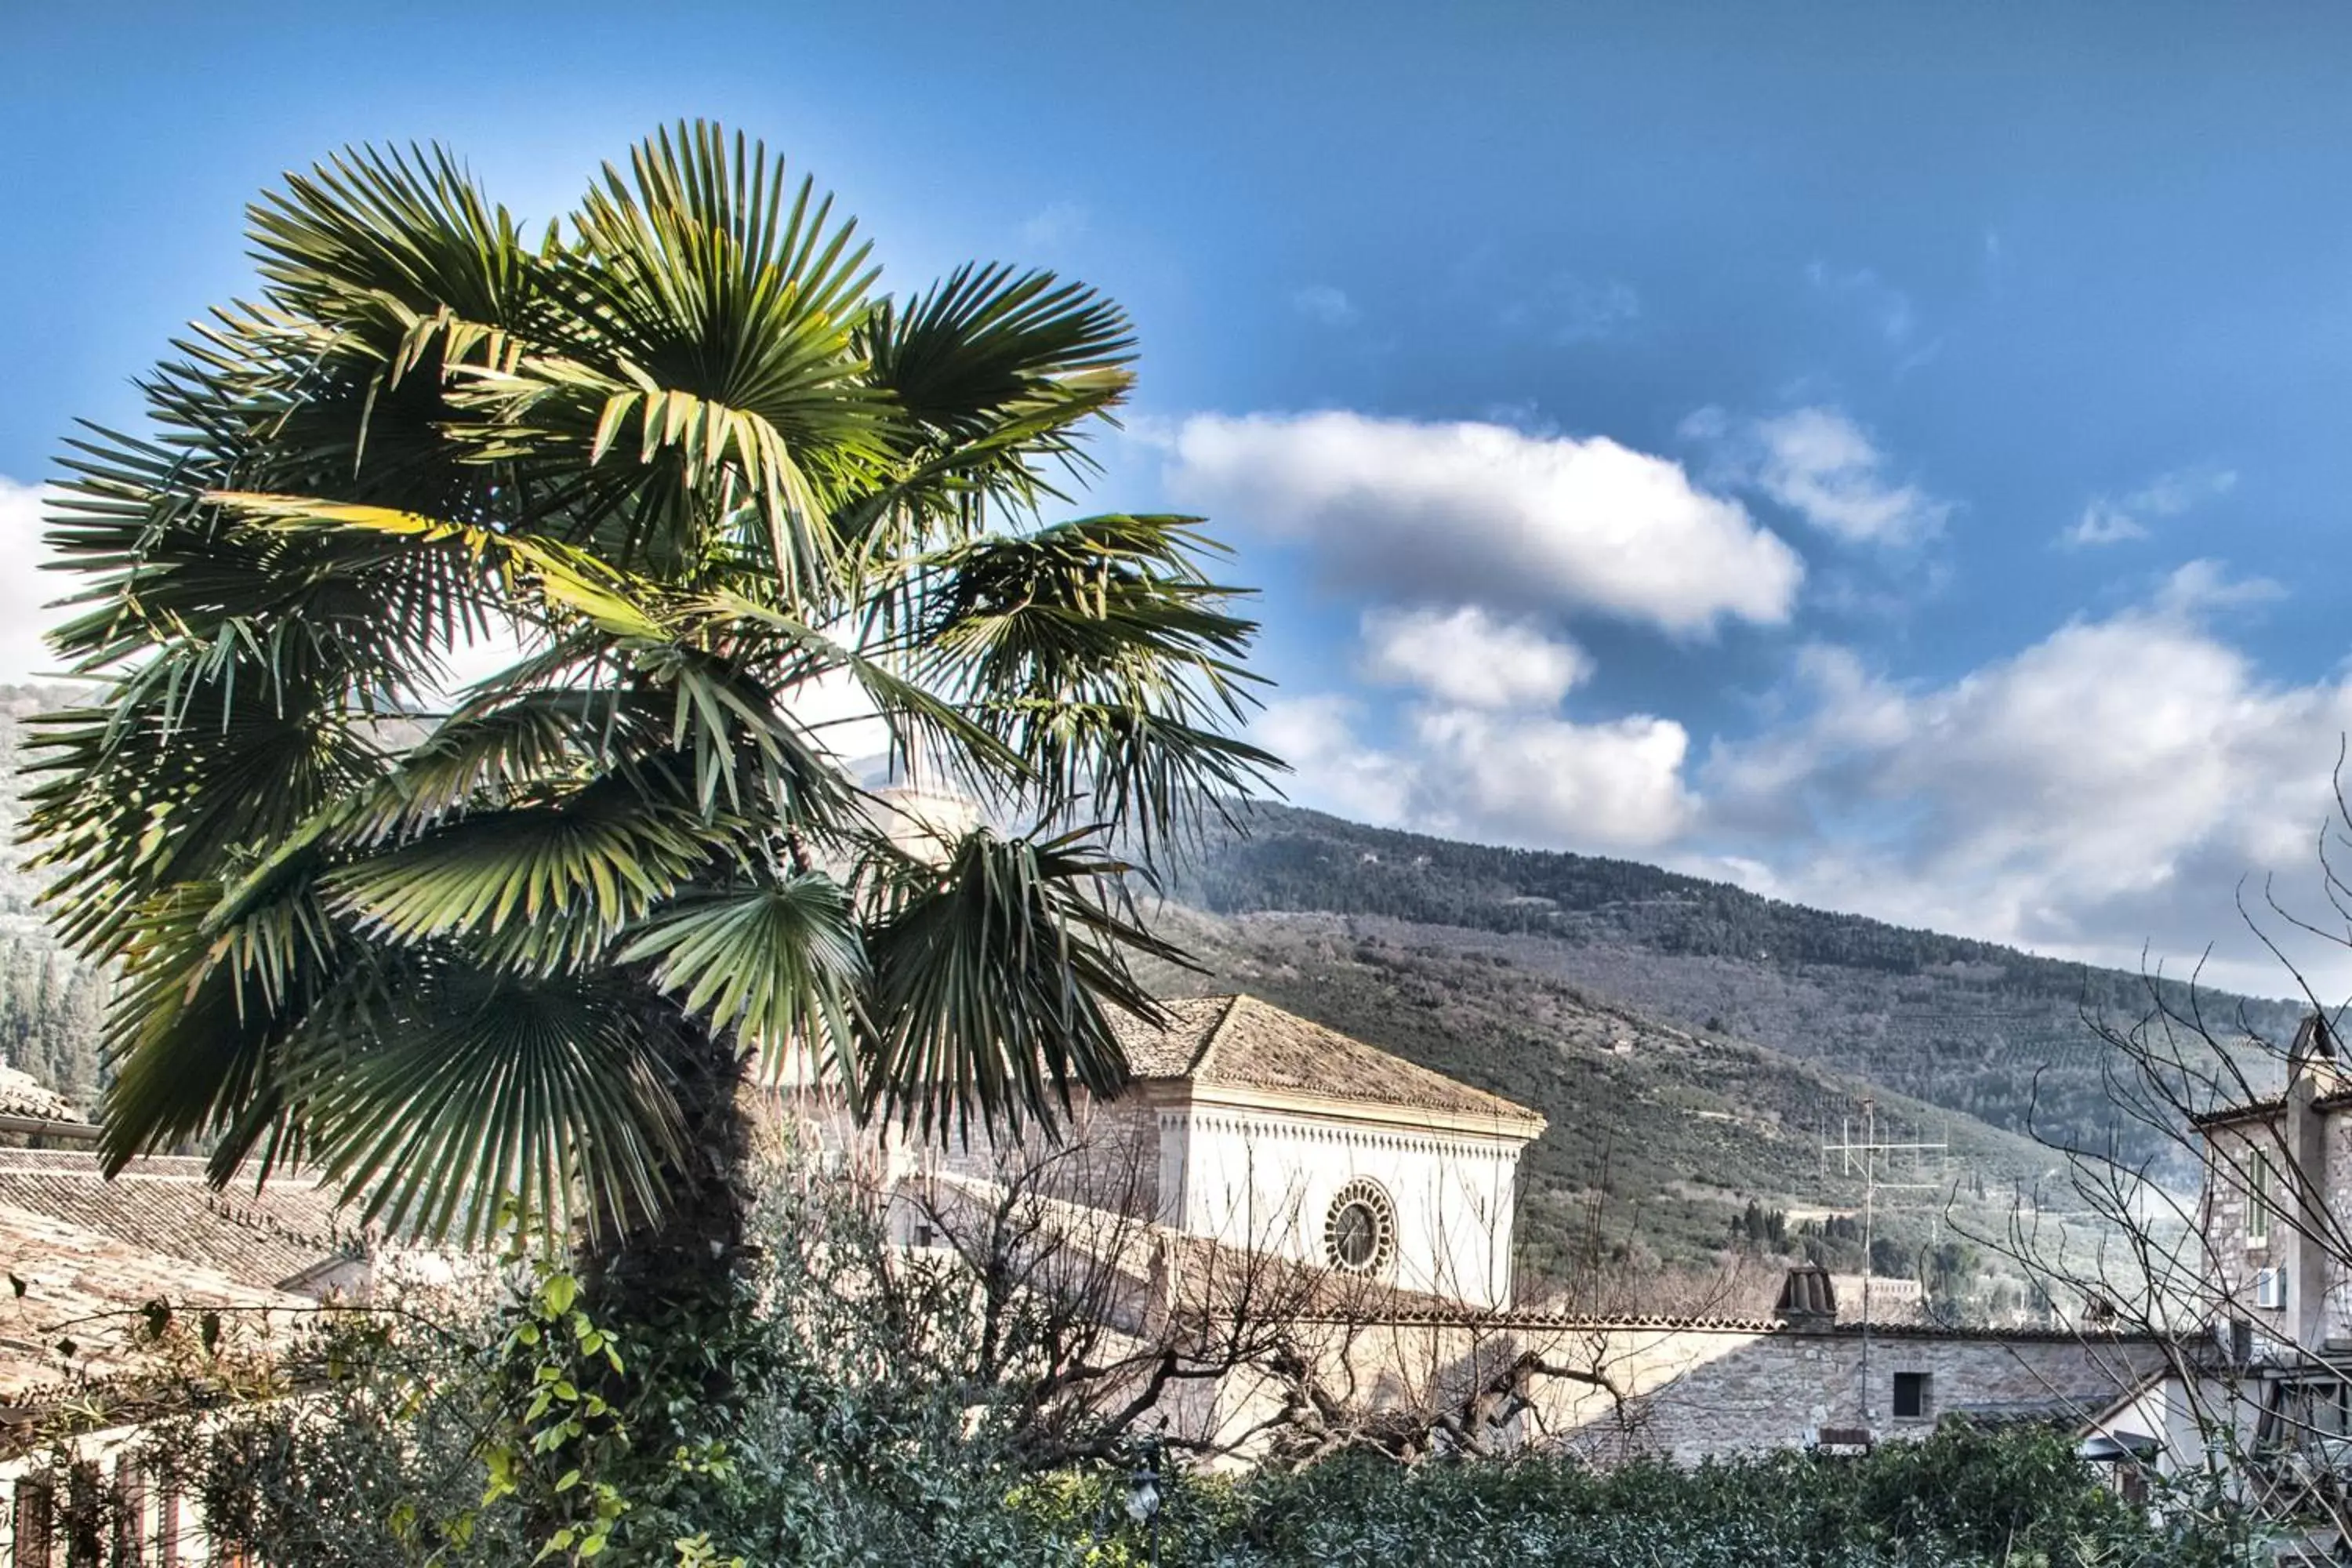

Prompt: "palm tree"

[22,124,1276,1340]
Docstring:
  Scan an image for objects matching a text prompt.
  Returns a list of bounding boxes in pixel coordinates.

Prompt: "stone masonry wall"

[2203,1118,2285,1336]
[1203,1318,2173,1466]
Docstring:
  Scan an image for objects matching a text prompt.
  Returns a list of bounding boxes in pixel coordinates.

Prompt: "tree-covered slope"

[1134,904,2068,1280]
[0,686,104,1103]
[1166,803,2300,1163]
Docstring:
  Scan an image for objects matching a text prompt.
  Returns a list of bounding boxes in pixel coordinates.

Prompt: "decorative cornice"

[1176,1080,1546,1142]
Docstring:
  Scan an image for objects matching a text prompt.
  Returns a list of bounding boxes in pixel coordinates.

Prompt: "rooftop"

[1113,994,1546,1129]
[0,1066,83,1126]
[0,1152,358,1402]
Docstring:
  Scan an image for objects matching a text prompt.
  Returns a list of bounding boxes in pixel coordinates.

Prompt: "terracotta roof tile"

[0,1067,82,1124]
[0,1151,353,1294]
[0,1153,360,1402]
[1113,994,1544,1127]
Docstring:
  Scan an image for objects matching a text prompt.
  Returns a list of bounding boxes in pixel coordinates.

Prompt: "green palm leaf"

[325,778,718,968]
[619,874,865,1085]
[858,826,1183,1142]
[919,513,1282,845]
[24,122,1279,1258]
[289,960,688,1243]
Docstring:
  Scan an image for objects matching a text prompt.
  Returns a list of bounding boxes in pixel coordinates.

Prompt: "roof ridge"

[1190,993,1250,1077]
[1202,996,1543,1127]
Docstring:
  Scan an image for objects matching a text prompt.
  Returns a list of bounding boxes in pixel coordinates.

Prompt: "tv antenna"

[1820,1097,1948,1434]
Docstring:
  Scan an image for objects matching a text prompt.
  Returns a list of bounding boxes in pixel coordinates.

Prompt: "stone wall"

[2203,1117,2285,1334]
[1193,1316,2175,1466]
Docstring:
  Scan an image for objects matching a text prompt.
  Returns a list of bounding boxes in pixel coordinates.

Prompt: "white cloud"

[2067,500,2147,546]
[1751,408,1951,546]
[1500,273,1641,344]
[1164,411,1803,633]
[1292,285,1358,327]
[1259,598,1690,851]
[2063,463,2238,548]
[1702,575,2352,986]
[0,479,68,684]
[1806,261,1918,343]
[2151,557,2281,617]
[1413,706,1695,848]
[1251,695,1414,826]
[1358,604,1591,710]
[1261,690,1694,853]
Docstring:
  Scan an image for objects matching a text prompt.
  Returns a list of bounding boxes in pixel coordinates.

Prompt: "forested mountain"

[1165,803,2302,1167]
[0,684,106,1104]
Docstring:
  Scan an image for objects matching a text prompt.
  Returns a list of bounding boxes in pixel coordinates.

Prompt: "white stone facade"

[1153,1087,1532,1310]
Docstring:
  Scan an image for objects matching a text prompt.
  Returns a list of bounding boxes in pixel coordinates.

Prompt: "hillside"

[1166,803,2301,1167]
[0,692,2252,1294]
[1134,904,2071,1285]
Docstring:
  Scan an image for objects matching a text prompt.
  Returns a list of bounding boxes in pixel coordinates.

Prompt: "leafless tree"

[1951,757,2352,1548]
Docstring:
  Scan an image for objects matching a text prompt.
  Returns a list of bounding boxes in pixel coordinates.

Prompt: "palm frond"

[95,883,347,1181]
[858,826,1184,1142]
[619,874,865,1085]
[325,776,720,971]
[545,121,895,600]
[916,514,1281,848]
[289,959,688,1243]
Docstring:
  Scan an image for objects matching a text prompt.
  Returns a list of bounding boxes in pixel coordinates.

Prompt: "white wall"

[1164,1102,1526,1308]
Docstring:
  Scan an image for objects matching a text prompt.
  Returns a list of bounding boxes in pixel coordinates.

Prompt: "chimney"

[2292,1014,2343,1096]
[1775,1264,1838,1334]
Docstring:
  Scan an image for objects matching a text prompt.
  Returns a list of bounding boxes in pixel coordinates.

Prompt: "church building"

[1107,994,1548,1311]
[822,990,1548,1312]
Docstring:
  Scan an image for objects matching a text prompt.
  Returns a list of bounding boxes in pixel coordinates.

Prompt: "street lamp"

[1125,1435,1163,1566]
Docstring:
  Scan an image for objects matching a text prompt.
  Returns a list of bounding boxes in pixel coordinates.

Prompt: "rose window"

[1323,1178,1397,1275]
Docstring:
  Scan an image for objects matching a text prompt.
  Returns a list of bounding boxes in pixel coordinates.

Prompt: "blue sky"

[8,2,2352,989]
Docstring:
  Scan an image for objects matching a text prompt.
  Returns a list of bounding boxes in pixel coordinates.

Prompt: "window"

[13,1478,52,1568]
[2247,1150,2273,1247]
[1322,1179,1397,1276]
[1892,1371,1932,1421]
[2256,1265,2288,1311]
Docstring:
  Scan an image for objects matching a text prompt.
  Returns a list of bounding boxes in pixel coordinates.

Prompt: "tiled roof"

[0,1151,353,1292]
[1296,1304,2175,1343]
[0,1153,361,1403]
[2191,1097,2285,1129]
[2194,1091,2352,1125]
[0,1066,83,1124]
[1113,995,1545,1128]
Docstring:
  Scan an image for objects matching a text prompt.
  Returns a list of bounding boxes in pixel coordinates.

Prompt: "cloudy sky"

[9,2,2352,992]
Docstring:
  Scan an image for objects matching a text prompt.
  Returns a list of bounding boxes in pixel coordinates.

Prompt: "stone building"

[2175,1013,2352,1505]
[0,1148,376,1564]
[820,993,1551,1312]
[815,996,2174,1465]
[1196,1294,2174,1466]
[2193,1015,2352,1356]
[1110,995,1548,1310]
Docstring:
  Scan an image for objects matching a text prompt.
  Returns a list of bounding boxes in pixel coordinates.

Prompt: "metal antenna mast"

[1820,1097,1947,1434]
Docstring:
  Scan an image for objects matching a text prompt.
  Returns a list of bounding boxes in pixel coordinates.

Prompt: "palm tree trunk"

[579,1016,755,1421]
